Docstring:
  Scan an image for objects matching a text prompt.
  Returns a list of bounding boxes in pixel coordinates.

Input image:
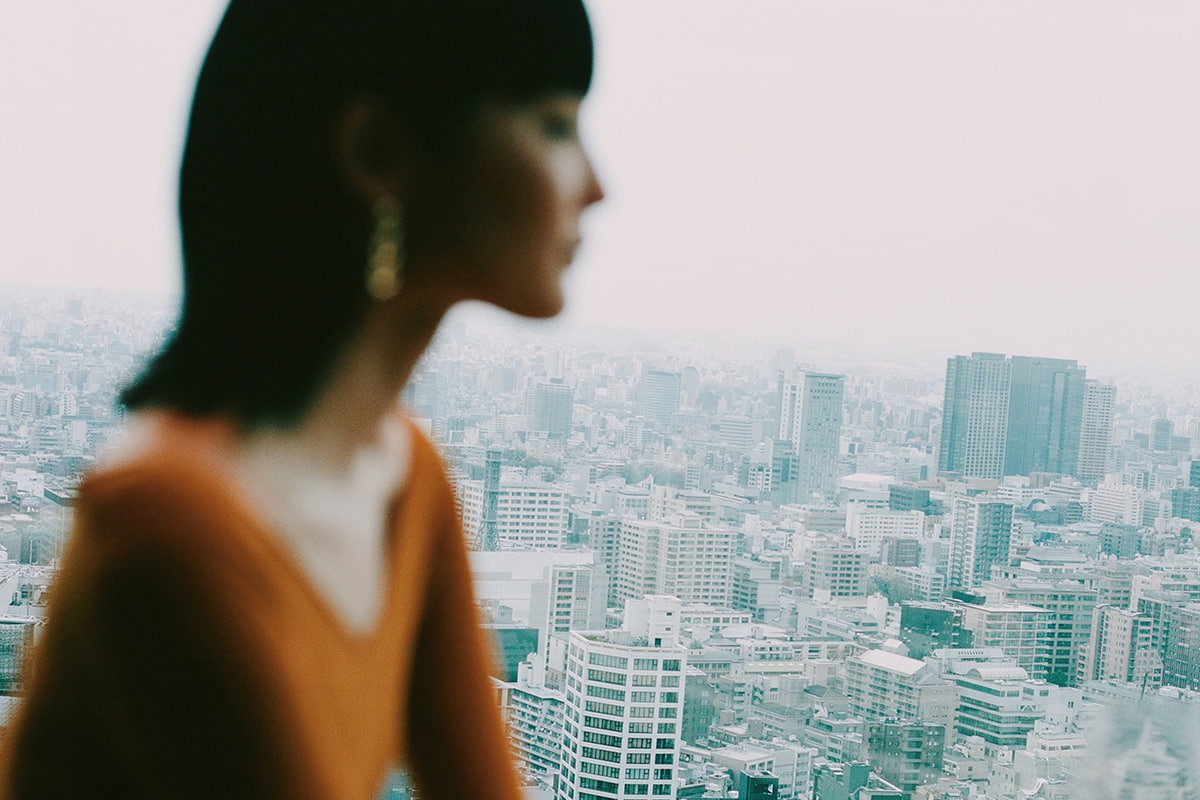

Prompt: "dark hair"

[121,0,593,427]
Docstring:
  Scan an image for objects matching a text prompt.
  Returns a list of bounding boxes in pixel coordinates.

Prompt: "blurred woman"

[0,1,603,797]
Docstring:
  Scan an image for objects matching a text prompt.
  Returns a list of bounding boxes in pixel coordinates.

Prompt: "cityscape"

[2,285,1199,800]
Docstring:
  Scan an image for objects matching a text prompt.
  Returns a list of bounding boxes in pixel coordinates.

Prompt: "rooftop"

[856,649,926,676]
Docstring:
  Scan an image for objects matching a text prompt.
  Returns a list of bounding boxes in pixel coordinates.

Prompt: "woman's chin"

[495,286,566,320]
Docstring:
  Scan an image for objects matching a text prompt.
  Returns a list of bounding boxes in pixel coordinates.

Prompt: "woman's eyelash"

[542,114,577,138]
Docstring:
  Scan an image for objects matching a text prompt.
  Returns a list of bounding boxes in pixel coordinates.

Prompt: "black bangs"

[450,0,595,100]
[350,0,595,118]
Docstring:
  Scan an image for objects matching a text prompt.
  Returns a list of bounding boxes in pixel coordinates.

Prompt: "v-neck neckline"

[98,410,421,649]
[220,469,413,648]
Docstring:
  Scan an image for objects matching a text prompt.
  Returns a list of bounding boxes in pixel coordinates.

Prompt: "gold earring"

[367,197,404,301]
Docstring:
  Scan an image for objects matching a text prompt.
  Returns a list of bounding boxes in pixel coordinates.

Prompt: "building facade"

[938,353,1011,480]
[778,371,845,501]
[844,649,957,726]
[1079,604,1162,687]
[459,479,572,550]
[1002,356,1086,478]
[1076,380,1116,486]
[613,515,738,607]
[947,496,1014,590]
[558,597,687,800]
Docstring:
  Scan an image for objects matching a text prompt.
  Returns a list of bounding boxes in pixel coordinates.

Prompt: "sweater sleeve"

[2,484,314,800]
[404,476,525,800]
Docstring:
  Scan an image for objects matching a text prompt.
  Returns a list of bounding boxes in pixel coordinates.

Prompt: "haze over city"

[2,1,1198,373]
[5,3,1200,799]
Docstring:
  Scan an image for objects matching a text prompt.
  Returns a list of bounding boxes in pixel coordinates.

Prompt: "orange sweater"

[0,419,523,800]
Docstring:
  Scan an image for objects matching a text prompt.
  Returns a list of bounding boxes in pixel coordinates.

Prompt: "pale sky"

[2,2,1197,374]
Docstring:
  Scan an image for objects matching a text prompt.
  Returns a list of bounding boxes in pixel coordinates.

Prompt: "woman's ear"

[334,99,412,207]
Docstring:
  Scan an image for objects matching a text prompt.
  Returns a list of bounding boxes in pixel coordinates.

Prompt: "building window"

[581,762,619,779]
[588,652,628,669]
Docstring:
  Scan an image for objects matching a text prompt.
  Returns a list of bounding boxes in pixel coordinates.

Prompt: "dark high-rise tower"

[1151,418,1174,453]
[938,353,1011,480]
[778,371,844,500]
[527,378,573,439]
[941,352,1096,481]
[1003,356,1086,477]
[637,368,681,429]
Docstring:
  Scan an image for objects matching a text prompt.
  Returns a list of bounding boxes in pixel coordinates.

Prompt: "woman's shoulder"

[71,414,257,567]
[390,412,455,497]
[83,414,233,511]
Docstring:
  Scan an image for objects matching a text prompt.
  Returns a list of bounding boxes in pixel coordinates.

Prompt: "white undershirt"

[106,413,412,635]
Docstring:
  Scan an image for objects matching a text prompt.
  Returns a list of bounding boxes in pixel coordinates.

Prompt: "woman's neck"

[271,298,447,470]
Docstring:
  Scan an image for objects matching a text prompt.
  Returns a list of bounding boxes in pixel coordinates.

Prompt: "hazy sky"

[2,2,1197,373]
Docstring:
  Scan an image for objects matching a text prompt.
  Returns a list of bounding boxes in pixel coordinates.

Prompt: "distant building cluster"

[5,289,1200,799]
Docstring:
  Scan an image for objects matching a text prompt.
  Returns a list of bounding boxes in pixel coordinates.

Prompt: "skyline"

[4,281,1200,800]
[2,1,1197,375]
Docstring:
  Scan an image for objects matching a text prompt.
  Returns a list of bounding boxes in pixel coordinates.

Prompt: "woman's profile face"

[412,92,604,318]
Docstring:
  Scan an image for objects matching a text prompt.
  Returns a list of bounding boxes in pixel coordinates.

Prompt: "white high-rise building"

[470,551,608,649]
[1079,604,1162,687]
[459,479,571,549]
[498,654,566,786]
[844,649,957,726]
[778,371,844,500]
[955,601,1054,680]
[613,514,737,607]
[947,496,1015,589]
[983,577,1098,686]
[558,596,687,800]
[803,548,869,599]
[1077,380,1116,486]
[845,506,924,556]
[1088,481,1145,526]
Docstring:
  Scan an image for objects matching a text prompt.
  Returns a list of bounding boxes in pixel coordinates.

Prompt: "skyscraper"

[528,378,574,439]
[1003,356,1085,477]
[941,352,1097,481]
[1151,418,1174,453]
[778,371,844,500]
[938,353,1011,480]
[638,369,682,429]
[1077,380,1116,486]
